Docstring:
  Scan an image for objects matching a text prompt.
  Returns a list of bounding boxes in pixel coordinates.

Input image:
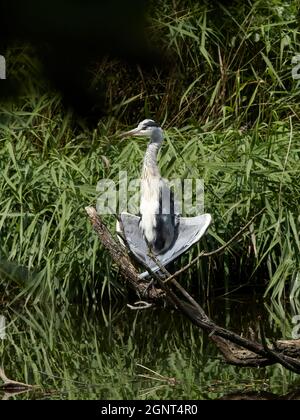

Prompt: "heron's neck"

[142,130,163,178]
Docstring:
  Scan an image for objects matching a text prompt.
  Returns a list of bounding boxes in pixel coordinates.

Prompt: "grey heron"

[121,119,179,254]
[117,119,212,278]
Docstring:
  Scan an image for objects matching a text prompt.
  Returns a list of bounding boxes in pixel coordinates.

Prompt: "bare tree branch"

[85,206,300,374]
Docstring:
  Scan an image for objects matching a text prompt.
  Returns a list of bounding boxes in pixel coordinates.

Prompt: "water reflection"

[0,294,299,400]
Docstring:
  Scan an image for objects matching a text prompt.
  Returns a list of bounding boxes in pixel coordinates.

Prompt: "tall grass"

[0,0,300,302]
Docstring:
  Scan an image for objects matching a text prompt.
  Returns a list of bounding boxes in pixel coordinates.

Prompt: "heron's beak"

[119,127,142,138]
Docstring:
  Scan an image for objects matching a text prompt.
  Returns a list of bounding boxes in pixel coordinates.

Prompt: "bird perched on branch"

[120,119,179,254]
[118,119,211,278]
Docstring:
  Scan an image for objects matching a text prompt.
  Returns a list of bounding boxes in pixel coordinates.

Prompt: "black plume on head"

[142,120,160,129]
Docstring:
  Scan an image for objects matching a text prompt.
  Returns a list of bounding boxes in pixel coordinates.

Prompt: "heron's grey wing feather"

[119,212,212,278]
[119,213,150,264]
[138,214,212,278]
[120,212,168,268]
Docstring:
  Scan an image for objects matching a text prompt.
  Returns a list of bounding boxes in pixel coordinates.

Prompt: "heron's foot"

[142,279,155,298]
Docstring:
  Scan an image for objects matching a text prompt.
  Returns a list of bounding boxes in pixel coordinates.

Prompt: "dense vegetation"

[0,0,300,304]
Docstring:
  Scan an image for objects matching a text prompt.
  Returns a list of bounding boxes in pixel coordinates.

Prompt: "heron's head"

[120,119,163,142]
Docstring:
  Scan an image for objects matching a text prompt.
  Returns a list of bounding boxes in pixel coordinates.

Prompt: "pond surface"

[0,294,299,400]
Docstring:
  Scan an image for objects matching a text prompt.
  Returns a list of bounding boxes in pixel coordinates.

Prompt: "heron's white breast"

[140,175,160,243]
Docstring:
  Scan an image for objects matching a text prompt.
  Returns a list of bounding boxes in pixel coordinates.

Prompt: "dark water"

[0,294,299,400]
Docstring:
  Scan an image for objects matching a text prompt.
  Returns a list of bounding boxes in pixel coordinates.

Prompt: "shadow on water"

[0,294,299,400]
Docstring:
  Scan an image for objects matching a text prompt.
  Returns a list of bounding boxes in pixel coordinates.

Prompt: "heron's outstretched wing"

[117,212,148,257]
[118,212,212,279]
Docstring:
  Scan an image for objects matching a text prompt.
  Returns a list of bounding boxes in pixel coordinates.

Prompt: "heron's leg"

[142,278,155,297]
[142,268,167,297]
[142,244,168,297]
[143,244,158,297]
